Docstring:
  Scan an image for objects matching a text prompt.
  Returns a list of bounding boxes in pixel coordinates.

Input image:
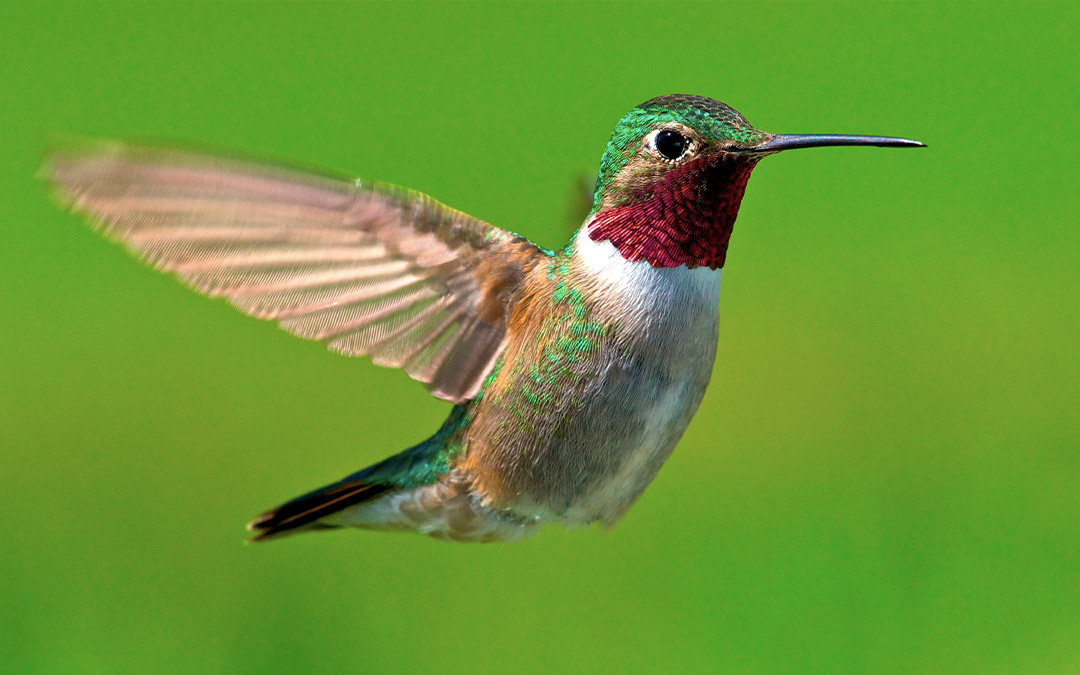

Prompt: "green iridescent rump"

[348,403,471,489]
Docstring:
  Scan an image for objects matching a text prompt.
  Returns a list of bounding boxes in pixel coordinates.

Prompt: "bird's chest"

[462,234,722,524]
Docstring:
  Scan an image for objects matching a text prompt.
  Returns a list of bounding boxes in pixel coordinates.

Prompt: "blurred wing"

[45,141,545,403]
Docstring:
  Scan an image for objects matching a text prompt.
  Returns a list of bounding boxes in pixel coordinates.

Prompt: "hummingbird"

[44,95,923,543]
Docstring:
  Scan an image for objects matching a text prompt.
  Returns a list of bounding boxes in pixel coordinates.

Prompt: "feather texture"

[45,141,545,402]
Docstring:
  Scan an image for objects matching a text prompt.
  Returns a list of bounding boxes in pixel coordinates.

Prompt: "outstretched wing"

[44,140,545,403]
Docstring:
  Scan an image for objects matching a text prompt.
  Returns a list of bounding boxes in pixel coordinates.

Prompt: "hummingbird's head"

[587,94,923,269]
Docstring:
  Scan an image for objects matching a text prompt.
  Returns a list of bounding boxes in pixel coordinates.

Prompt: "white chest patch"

[573,228,722,312]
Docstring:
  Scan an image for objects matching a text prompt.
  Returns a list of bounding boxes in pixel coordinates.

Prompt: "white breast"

[574,227,722,314]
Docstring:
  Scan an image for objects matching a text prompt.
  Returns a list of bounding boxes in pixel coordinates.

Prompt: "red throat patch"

[588,155,758,269]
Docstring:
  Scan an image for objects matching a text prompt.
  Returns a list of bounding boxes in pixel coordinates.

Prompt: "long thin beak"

[754,134,926,153]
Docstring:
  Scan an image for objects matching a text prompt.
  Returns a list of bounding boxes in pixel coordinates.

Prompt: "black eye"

[654,129,689,160]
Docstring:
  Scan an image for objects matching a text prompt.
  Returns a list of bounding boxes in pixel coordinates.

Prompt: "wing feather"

[45,140,545,402]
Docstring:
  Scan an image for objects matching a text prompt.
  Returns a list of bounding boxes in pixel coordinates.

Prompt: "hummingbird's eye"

[654,129,689,161]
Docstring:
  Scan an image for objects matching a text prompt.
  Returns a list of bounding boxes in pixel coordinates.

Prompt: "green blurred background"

[2,2,1077,673]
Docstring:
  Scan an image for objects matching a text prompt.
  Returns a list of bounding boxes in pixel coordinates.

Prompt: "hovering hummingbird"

[44,95,923,543]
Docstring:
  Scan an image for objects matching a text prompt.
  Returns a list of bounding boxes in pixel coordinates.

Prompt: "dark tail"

[246,479,392,542]
[248,404,468,542]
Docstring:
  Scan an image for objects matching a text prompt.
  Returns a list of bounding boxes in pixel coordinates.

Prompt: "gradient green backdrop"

[2,2,1077,673]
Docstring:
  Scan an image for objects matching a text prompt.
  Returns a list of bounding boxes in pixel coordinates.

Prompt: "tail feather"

[247,480,392,542]
[247,404,469,542]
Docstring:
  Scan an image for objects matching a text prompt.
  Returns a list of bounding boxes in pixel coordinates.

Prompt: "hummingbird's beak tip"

[883,137,927,149]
